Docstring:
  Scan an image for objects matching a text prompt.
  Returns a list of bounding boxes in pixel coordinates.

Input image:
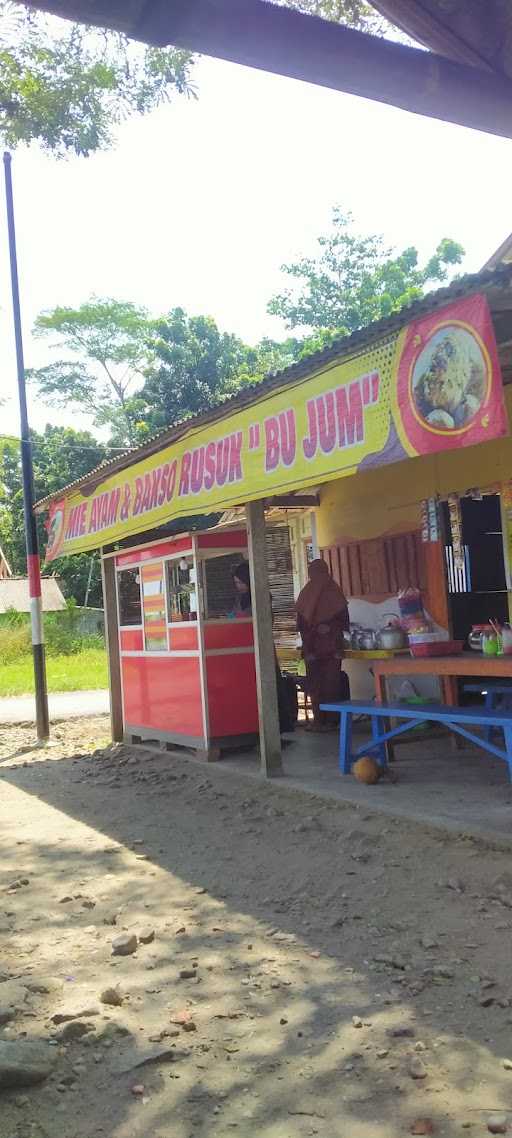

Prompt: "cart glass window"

[203,553,249,619]
[141,562,167,651]
[166,556,197,622]
[117,569,142,626]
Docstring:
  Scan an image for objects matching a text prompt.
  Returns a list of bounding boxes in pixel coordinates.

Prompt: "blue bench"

[320,699,512,781]
[463,682,512,742]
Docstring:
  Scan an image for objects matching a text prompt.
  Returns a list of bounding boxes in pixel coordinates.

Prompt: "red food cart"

[111,528,259,756]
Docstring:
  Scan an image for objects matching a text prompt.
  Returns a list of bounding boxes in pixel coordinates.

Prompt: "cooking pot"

[376,625,407,651]
[359,628,377,651]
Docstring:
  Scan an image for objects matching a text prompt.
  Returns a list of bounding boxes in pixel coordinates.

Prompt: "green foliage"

[30,298,152,445]
[0,2,194,156]
[134,308,265,437]
[0,604,104,664]
[268,207,464,334]
[276,0,385,32]
[0,424,106,601]
[0,646,107,696]
[0,621,30,662]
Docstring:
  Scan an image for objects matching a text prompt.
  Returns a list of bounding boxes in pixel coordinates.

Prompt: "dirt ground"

[2,717,512,1138]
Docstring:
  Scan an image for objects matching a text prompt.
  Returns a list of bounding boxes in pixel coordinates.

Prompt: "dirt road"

[1,717,512,1138]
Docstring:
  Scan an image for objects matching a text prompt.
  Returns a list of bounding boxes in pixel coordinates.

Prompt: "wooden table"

[373,653,512,706]
[373,653,512,758]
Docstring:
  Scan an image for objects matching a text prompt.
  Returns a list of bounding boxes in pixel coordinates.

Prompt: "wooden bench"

[320,699,512,780]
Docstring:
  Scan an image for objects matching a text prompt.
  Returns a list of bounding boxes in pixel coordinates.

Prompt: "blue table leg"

[371,714,387,769]
[484,690,493,743]
[339,711,352,775]
[505,724,512,783]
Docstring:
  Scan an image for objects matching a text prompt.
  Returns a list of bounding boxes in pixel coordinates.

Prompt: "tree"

[0,424,109,603]
[0,1,194,156]
[277,0,386,33]
[29,298,152,445]
[135,308,263,436]
[268,207,464,335]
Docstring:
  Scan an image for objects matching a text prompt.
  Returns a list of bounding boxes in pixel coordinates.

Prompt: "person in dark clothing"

[232,561,252,615]
[296,558,350,731]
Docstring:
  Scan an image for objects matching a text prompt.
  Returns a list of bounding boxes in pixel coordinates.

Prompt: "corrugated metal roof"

[0,578,66,613]
[35,264,512,512]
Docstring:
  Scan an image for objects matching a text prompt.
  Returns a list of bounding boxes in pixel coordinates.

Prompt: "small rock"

[377,1049,389,1059]
[421,936,438,950]
[352,1016,362,1029]
[57,1020,95,1042]
[409,1056,427,1080]
[179,969,197,980]
[138,927,155,945]
[280,1017,288,1026]
[503,1059,512,1071]
[182,1020,197,1033]
[487,1115,508,1134]
[0,981,28,1008]
[410,1120,434,1135]
[170,1009,193,1026]
[446,878,465,893]
[59,895,74,904]
[131,1083,145,1096]
[52,1005,100,1025]
[414,1041,427,1052]
[101,987,123,1007]
[0,1007,14,1026]
[387,1026,415,1039]
[0,1040,57,1087]
[112,933,138,957]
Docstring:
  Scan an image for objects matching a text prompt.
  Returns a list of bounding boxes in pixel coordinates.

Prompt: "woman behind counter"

[296,559,349,731]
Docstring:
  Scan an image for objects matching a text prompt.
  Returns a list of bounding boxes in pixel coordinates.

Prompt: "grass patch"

[0,647,108,697]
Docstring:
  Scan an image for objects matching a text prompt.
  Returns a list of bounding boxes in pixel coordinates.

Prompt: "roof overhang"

[21,1,512,139]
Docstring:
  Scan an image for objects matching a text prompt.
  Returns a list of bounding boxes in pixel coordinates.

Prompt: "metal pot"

[376,625,407,651]
[359,629,377,651]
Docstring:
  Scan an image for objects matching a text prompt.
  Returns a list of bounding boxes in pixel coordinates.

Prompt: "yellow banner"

[44,294,507,561]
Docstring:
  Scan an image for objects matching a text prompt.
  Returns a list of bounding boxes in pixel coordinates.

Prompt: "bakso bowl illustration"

[412,327,486,431]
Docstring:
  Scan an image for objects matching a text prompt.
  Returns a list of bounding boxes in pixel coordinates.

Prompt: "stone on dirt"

[111,933,138,956]
[410,1120,434,1135]
[409,1115,434,1133]
[409,1056,427,1079]
[52,1004,100,1025]
[100,986,124,1007]
[0,1040,57,1087]
[56,1020,96,1042]
[488,1115,508,1134]
[138,927,155,945]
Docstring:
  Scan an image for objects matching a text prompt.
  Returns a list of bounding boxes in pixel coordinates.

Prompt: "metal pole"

[3,151,49,741]
[84,554,95,608]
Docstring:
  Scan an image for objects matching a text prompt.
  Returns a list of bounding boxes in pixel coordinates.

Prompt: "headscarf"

[232,561,252,611]
[296,558,347,627]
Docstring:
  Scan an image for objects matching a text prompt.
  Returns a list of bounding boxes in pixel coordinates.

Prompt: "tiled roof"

[34,264,512,511]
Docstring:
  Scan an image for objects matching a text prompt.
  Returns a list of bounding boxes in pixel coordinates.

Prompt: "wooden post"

[101,552,123,743]
[245,499,283,778]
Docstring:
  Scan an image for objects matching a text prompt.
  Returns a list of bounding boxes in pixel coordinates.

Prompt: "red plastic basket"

[409,640,464,658]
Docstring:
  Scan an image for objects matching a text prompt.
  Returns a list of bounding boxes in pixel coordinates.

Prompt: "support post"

[245,499,283,778]
[101,553,123,743]
[3,151,49,741]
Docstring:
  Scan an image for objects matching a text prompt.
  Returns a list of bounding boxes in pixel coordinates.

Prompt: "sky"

[1,51,512,441]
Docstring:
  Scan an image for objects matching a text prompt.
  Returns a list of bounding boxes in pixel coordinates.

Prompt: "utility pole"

[3,152,49,741]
